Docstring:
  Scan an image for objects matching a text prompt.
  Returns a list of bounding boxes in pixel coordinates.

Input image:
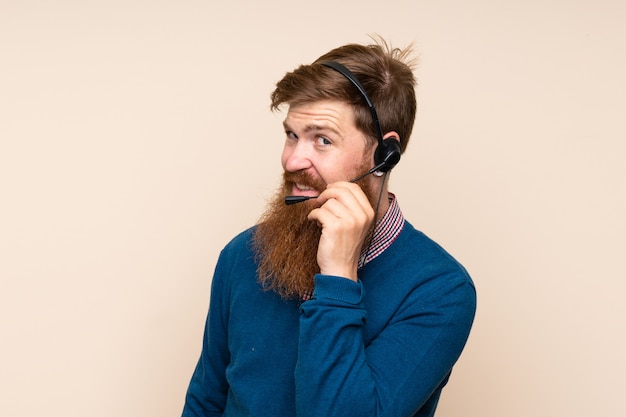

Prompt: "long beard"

[253,167,378,300]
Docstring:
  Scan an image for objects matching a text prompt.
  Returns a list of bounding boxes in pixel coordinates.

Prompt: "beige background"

[1,1,624,416]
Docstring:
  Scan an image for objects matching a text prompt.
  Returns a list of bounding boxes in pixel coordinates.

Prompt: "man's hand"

[307,182,375,282]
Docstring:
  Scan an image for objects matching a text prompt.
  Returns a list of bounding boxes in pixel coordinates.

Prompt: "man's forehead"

[283,100,356,128]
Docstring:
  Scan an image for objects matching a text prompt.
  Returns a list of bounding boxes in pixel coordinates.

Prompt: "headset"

[320,60,401,173]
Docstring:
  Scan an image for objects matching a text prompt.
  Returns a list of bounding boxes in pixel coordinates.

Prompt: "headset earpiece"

[321,61,402,173]
[374,137,401,172]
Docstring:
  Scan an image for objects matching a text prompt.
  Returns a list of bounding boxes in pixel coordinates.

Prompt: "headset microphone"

[285,195,317,205]
[284,160,388,205]
[284,60,401,206]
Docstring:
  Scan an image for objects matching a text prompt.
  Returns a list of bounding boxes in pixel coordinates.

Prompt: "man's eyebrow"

[282,121,341,136]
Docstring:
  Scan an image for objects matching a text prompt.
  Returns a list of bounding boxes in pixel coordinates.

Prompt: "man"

[182,38,476,417]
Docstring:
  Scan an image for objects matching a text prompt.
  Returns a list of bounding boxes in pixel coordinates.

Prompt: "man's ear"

[383,131,400,143]
[375,131,402,172]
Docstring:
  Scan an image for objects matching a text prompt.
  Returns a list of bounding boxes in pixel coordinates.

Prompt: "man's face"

[281,100,375,196]
[253,100,377,300]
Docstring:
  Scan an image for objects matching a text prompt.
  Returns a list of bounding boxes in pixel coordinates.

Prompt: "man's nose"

[283,141,313,172]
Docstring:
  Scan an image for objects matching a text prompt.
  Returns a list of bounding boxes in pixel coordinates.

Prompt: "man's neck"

[375,190,390,219]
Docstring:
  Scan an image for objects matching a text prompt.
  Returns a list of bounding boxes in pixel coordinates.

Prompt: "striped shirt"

[358,192,405,268]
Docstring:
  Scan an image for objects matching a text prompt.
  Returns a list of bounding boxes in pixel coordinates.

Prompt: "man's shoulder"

[399,221,458,256]
[212,226,258,284]
[220,226,257,256]
[393,220,473,284]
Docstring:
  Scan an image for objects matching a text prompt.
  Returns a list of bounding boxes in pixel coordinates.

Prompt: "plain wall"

[1,1,624,416]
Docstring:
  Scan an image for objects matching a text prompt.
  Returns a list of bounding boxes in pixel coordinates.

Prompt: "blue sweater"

[183,221,476,417]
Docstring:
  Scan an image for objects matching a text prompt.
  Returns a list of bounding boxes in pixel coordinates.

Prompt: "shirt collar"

[358,192,405,268]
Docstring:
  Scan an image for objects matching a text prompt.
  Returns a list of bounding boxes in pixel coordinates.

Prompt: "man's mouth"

[295,183,314,191]
[293,183,318,195]
[284,171,326,197]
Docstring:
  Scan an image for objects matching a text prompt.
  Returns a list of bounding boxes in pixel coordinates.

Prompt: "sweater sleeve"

[182,250,231,417]
[295,272,476,417]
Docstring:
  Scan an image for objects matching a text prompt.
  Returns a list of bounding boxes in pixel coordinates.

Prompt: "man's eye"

[317,136,331,146]
[286,131,298,140]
